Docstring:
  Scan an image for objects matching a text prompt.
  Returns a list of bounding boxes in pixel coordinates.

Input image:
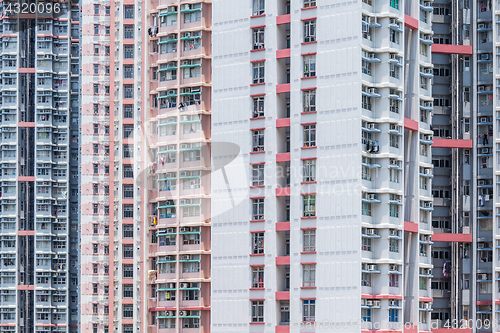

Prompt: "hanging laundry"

[485,195,490,201]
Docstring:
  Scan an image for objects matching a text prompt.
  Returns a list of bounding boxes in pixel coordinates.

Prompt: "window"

[303,159,316,182]
[123,305,133,318]
[123,284,133,298]
[124,5,134,19]
[252,130,264,152]
[252,62,265,84]
[123,205,134,218]
[124,45,134,59]
[123,165,134,178]
[389,309,399,322]
[252,28,265,50]
[252,164,264,186]
[390,63,400,79]
[124,65,134,79]
[124,25,134,39]
[184,3,201,23]
[303,89,316,112]
[123,225,134,238]
[390,30,400,44]
[105,6,110,14]
[303,55,316,77]
[420,43,428,56]
[183,150,200,162]
[252,198,264,220]
[303,194,315,217]
[362,238,371,251]
[251,301,264,322]
[362,272,372,286]
[123,145,133,158]
[123,125,134,139]
[94,4,99,14]
[303,264,315,287]
[389,169,400,183]
[362,95,372,110]
[304,20,316,42]
[253,97,264,118]
[123,245,133,258]
[94,24,99,35]
[304,0,316,7]
[362,59,371,75]
[303,300,315,322]
[123,265,133,278]
[362,202,371,216]
[303,124,316,147]
[252,232,264,254]
[124,84,134,99]
[253,0,265,15]
[389,274,399,287]
[389,239,399,252]
[252,266,264,288]
[93,304,98,314]
[362,308,371,322]
[303,229,315,252]
[390,0,398,9]
[183,66,200,78]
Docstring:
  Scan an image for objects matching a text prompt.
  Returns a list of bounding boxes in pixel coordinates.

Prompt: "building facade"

[0,1,80,332]
[211,0,434,331]
[144,0,212,332]
[79,0,146,331]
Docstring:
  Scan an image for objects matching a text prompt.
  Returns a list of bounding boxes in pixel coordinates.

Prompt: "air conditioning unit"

[280,306,289,311]
[191,87,201,93]
[168,34,176,40]
[179,310,189,316]
[167,228,174,233]
[390,230,398,236]
[367,123,376,129]
[424,102,432,107]
[390,300,397,306]
[424,303,430,309]
[180,143,190,149]
[425,169,431,175]
[180,282,189,288]
[367,229,376,235]
[167,6,176,12]
[369,16,377,24]
[389,264,397,271]
[368,264,377,271]
[391,159,400,166]
[478,86,485,92]
[181,4,191,10]
[182,255,191,260]
[183,60,192,65]
[478,243,485,249]
[479,274,487,280]
[373,300,380,307]
[390,124,398,130]
[368,88,376,94]
[482,53,489,60]
[424,202,432,208]
[368,53,375,58]
[390,18,398,25]
[479,180,485,185]
[480,117,487,123]
[366,300,373,306]
[367,194,376,200]
[478,23,485,29]
[166,311,174,316]
[168,62,176,68]
[168,89,176,95]
[184,88,192,94]
[482,148,490,154]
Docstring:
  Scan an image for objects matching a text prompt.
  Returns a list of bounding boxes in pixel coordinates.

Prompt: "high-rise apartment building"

[0,0,80,332]
[145,0,212,331]
[211,0,435,331]
[80,0,146,331]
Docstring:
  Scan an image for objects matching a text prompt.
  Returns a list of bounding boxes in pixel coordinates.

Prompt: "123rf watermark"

[291,319,496,330]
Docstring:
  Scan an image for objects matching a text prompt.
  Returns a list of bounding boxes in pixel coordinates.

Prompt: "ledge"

[276,118,290,128]
[404,14,418,30]
[432,138,473,149]
[276,83,291,94]
[432,44,473,55]
[432,233,472,243]
[404,221,418,233]
[404,118,418,131]
[276,14,291,25]
[276,48,291,59]
[275,291,290,300]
